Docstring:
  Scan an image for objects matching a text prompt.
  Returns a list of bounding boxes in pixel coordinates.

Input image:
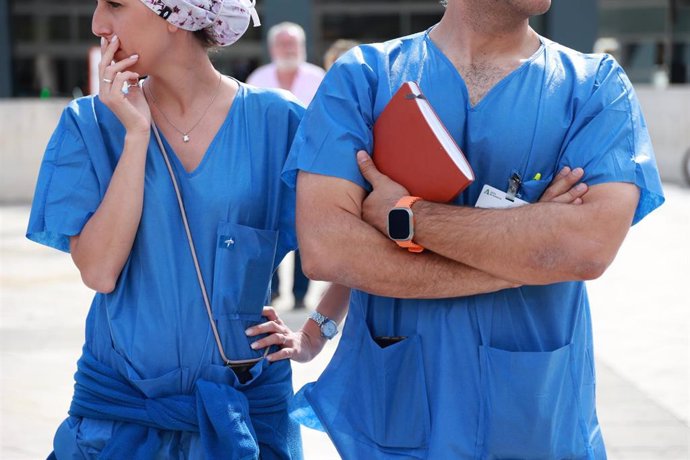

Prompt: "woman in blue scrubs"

[27,1,304,458]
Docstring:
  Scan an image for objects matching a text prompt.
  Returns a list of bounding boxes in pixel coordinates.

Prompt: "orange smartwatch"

[387,196,424,253]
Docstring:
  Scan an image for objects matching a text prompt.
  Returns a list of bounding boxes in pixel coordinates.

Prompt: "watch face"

[388,208,413,240]
[322,320,338,339]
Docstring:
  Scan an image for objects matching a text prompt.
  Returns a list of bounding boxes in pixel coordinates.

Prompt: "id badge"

[475,184,528,209]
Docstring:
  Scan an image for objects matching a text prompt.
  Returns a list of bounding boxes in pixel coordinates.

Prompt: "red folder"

[373,81,474,203]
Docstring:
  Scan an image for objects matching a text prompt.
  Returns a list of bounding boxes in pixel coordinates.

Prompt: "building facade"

[2,0,689,98]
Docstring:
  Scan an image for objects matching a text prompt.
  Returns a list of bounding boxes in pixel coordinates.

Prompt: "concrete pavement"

[1,184,689,459]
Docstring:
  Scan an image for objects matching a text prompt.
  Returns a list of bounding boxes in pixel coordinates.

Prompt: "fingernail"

[250,342,259,349]
[559,166,570,176]
[356,151,368,164]
[572,167,584,176]
[130,54,139,60]
[576,183,587,191]
[112,35,118,42]
[245,328,253,335]
[101,37,106,47]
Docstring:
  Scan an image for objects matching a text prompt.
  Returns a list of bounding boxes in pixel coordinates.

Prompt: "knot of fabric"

[69,348,260,460]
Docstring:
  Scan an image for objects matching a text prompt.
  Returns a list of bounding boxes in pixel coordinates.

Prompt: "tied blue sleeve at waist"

[66,348,262,460]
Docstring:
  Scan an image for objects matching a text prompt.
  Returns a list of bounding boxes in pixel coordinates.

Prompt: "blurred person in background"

[247,21,325,310]
[323,39,360,71]
[26,0,311,458]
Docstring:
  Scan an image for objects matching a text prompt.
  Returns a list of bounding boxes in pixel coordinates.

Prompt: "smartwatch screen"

[388,208,412,240]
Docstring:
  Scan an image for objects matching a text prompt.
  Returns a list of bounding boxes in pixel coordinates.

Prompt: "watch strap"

[393,196,424,252]
[309,311,328,326]
[395,196,423,209]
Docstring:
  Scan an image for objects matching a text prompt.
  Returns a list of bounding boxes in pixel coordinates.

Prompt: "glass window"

[599,7,666,36]
[53,58,89,97]
[13,15,35,41]
[322,13,401,42]
[78,15,95,41]
[11,58,37,97]
[48,15,72,41]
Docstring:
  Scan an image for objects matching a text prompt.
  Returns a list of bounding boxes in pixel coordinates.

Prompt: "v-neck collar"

[156,80,243,177]
[424,27,545,111]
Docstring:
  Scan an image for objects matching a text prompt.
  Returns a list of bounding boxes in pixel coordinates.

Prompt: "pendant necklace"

[145,73,223,143]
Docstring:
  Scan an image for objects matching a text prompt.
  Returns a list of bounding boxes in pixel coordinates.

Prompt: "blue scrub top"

[28,83,304,458]
[284,30,664,459]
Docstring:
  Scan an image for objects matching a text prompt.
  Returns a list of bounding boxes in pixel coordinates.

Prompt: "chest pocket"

[517,173,553,204]
[211,221,278,319]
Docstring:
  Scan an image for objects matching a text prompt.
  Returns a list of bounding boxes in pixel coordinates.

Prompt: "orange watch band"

[393,196,424,253]
[396,196,423,209]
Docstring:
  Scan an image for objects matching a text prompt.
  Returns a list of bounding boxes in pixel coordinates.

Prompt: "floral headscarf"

[140,0,260,46]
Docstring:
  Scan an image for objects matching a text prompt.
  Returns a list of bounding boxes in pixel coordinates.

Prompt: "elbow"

[299,240,340,283]
[530,244,611,283]
[572,255,611,281]
[572,239,618,281]
[574,248,615,281]
[300,250,336,282]
[80,269,118,294]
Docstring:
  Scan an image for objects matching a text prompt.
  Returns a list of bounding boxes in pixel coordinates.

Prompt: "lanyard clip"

[506,172,522,202]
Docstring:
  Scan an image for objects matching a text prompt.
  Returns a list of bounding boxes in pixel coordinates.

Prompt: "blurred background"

[0,0,688,459]
[1,0,690,200]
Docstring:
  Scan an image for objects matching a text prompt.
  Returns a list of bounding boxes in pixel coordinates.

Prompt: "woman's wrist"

[124,130,150,153]
[125,128,150,142]
[301,320,328,350]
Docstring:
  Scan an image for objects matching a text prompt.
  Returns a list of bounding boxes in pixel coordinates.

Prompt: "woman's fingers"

[267,347,295,362]
[250,331,288,351]
[261,306,284,325]
[102,56,140,86]
[99,35,119,75]
[245,320,284,337]
[103,71,140,101]
[246,310,300,360]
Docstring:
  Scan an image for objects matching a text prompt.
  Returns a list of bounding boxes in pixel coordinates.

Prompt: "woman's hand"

[246,307,327,363]
[98,35,151,135]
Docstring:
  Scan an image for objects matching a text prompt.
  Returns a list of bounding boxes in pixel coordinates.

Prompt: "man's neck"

[431,1,540,67]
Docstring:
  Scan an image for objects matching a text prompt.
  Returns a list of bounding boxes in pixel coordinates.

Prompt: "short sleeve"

[275,98,305,265]
[282,46,380,192]
[26,107,102,252]
[560,56,664,225]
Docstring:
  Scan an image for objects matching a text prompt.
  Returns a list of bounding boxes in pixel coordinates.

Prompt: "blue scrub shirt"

[28,83,305,459]
[284,30,664,459]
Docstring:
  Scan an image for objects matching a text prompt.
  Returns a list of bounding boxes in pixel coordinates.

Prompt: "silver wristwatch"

[309,311,339,340]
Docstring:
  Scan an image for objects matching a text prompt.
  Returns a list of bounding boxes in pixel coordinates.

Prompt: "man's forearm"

[411,183,639,284]
[299,208,516,299]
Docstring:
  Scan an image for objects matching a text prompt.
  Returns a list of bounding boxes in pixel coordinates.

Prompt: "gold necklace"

[145,73,223,143]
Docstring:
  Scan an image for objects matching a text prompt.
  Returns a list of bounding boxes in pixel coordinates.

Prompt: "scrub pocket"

[210,221,278,362]
[478,343,590,459]
[212,221,278,318]
[517,175,552,203]
[312,310,431,454]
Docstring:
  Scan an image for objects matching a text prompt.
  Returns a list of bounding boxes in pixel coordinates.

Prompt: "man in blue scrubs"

[277,0,664,458]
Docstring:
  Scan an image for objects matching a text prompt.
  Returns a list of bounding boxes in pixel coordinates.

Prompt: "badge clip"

[505,172,522,202]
